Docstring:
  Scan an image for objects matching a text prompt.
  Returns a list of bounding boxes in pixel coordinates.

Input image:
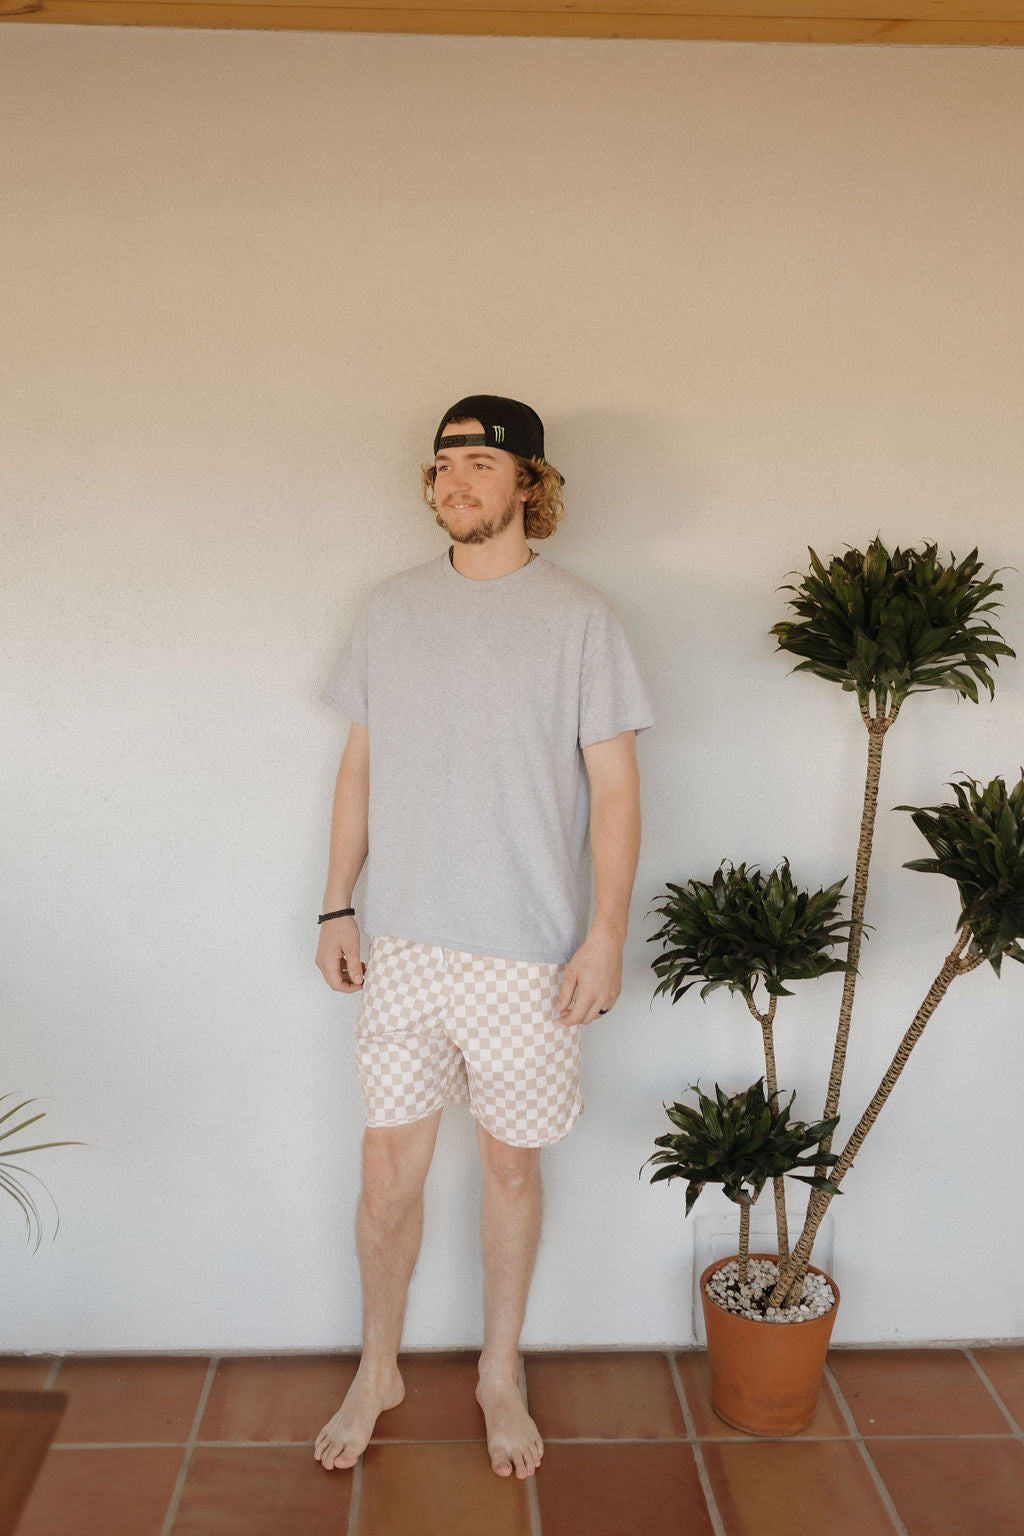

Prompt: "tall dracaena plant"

[769,773,1024,1308]
[648,861,852,1266]
[771,540,1013,1176]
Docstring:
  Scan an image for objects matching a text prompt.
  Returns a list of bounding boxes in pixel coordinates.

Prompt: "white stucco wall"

[2,26,1022,1353]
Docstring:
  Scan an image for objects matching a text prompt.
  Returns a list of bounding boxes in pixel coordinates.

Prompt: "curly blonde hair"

[421,417,565,540]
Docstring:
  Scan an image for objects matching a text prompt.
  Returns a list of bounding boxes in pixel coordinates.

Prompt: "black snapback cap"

[433,394,547,463]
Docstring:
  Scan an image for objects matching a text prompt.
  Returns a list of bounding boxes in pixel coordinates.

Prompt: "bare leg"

[473,1121,545,1480]
[315,1108,442,1471]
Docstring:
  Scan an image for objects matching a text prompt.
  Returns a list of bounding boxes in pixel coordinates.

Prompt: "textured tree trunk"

[814,700,900,1180]
[746,991,789,1264]
[738,1199,751,1286]
[770,927,982,1308]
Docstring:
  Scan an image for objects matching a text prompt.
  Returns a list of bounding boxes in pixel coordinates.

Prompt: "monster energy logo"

[492,425,505,443]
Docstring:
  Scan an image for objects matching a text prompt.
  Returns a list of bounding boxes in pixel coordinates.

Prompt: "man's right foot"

[314,1365,406,1470]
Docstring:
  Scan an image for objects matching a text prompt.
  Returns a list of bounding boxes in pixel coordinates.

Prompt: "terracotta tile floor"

[5,1345,1024,1535]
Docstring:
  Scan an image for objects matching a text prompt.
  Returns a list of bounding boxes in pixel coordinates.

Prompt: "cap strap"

[437,433,487,450]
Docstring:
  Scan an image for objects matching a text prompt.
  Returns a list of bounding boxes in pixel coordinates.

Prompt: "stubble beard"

[435,490,523,546]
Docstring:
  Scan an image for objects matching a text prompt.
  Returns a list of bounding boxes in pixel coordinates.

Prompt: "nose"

[445,467,475,500]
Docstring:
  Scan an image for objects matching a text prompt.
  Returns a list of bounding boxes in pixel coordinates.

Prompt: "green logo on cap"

[493,425,505,443]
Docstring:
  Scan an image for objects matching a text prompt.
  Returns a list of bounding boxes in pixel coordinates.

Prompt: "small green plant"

[642,1080,839,1286]
[1,1095,83,1253]
[648,861,852,1265]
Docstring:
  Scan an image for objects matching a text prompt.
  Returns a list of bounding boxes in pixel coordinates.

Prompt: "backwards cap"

[433,394,547,463]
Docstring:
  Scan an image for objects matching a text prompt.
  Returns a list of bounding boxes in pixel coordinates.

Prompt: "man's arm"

[555,729,642,1026]
[316,720,370,992]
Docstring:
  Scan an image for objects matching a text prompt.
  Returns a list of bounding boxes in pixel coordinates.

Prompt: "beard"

[435,490,523,546]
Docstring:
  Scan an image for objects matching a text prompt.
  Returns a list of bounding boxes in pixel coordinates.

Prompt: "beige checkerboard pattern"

[355,933,584,1147]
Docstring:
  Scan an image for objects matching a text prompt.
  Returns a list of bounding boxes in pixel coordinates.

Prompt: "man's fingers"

[315,923,365,993]
[555,969,577,1015]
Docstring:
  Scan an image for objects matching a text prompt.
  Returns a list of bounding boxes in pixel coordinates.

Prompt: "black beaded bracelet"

[318,907,356,924]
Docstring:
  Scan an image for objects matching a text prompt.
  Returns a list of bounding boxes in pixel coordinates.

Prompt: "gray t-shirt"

[321,548,654,964]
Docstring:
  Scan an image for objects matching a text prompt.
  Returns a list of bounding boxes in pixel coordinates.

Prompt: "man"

[313,395,653,1481]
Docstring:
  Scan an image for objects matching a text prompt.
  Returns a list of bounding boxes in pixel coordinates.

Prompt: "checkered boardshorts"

[354,933,584,1148]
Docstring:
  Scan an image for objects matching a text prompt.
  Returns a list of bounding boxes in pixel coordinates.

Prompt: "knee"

[360,1131,429,1212]
[480,1142,541,1193]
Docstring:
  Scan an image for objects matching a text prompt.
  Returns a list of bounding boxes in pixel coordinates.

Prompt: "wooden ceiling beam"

[4,0,1024,42]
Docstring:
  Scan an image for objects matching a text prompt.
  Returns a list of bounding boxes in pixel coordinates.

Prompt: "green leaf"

[790,1175,844,1195]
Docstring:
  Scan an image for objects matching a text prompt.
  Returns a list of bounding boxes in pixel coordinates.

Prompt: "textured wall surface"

[3,26,1023,1351]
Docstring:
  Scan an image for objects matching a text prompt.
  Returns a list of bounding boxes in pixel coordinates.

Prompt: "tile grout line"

[520,1351,543,1536]
[159,1353,220,1536]
[665,1352,727,1536]
[510,1430,1020,1444]
[964,1348,1024,1440]
[36,1430,1024,1448]
[823,1362,907,1536]
[346,1458,363,1536]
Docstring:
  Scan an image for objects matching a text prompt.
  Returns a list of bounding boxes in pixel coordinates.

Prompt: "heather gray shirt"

[321,548,654,964]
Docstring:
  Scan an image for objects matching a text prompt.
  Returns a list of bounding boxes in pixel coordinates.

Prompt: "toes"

[322,1443,362,1468]
[316,1441,346,1471]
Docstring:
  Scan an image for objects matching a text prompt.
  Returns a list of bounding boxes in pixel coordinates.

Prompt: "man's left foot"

[475,1371,543,1479]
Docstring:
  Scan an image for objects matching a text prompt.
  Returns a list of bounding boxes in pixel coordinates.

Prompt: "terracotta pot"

[698,1252,840,1436]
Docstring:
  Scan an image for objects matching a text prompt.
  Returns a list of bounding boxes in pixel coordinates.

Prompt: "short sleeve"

[578,600,654,749]
[320,598,369,725]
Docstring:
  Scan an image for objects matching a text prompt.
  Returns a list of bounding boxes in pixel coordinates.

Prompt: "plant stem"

[771,926,979,1308]
[745,990,789,1262]
[738,1200,751,1286]
[814,700,900,1180]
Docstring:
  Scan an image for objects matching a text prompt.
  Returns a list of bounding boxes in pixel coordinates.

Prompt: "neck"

[448,533,534,581]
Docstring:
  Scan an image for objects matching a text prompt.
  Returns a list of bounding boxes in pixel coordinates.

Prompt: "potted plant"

[643,1079,841,1434]
[1,1094,82,1252]
[645,539,1018,1434]
[646,861,852,1432]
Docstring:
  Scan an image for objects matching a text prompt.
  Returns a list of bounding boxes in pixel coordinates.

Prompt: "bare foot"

[476,1372,543,1479]
[314,1364,405,1471]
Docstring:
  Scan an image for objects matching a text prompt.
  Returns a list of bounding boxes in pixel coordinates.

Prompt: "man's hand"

[554,926,623,1027]
[316,915,365,993]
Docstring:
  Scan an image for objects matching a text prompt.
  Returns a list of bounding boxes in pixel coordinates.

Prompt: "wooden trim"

[5,0,1024,39]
